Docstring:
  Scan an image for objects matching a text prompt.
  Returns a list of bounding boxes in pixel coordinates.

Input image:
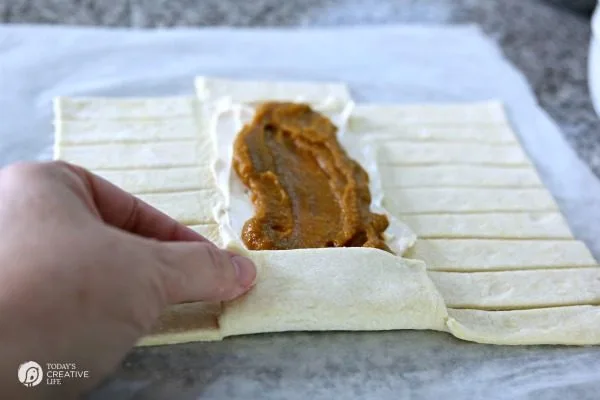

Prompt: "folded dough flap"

[447,306,600,345]
[218,247,449,337]
[138,302,223,346]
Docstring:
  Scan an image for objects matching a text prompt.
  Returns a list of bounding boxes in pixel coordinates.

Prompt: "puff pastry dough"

[53,76,599,346]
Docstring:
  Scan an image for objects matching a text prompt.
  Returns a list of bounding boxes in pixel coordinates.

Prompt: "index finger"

[61,162,212,243]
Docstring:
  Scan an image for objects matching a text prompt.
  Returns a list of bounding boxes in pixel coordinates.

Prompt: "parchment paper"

[1,24,599,399]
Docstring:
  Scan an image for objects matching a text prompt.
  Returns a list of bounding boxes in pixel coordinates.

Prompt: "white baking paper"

[1,24,599,399]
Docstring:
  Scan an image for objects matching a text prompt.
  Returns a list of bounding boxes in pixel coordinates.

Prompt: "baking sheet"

[1,24,599,399]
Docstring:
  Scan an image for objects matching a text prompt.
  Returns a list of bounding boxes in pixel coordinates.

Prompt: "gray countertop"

[2,0,600,177]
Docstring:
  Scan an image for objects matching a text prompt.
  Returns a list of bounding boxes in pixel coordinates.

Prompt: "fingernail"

[232,255,256,287]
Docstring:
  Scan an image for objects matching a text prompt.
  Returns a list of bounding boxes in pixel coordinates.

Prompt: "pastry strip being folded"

[219,247,449,337]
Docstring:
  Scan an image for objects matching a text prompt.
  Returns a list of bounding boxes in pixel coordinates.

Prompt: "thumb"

[152,241,257,304]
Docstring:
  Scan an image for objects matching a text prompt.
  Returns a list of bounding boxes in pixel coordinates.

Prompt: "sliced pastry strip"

[347,125,518,144]
[402,212,574,239]
[384,188,558,214]
[412,239,597,271]
[56,140,212,170]
[379,165,544,188]
[377,142,531,166]
[429,268,600,309]
[447,306,600,345]
[350,101,510,127]
[54,96,197,120]
[55,118,200,145]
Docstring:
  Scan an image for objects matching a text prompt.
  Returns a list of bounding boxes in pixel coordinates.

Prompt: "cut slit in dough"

[429,268,600,310]
[411,239,598,271]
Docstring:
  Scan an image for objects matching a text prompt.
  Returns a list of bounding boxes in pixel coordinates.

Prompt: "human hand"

[0,161,256,398]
